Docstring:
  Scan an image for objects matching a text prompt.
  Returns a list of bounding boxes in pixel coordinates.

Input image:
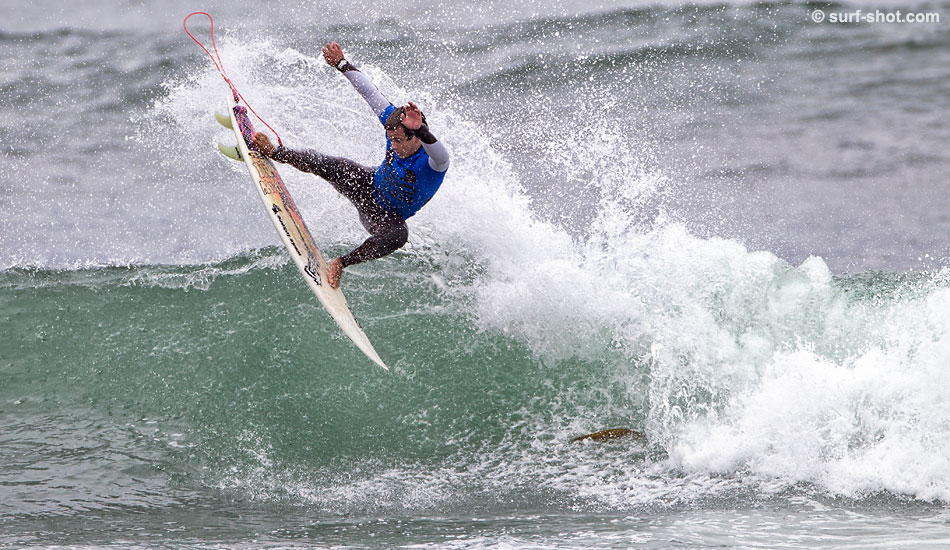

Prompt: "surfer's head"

[385,106,425,159]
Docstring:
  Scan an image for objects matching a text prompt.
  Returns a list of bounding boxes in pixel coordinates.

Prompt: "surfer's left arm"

[323,42,390,116]
[402,102,450,172]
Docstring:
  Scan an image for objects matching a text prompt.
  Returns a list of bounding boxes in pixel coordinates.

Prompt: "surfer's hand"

[322,42,344,67]
[252,132,275,157]
[401,101,423,131]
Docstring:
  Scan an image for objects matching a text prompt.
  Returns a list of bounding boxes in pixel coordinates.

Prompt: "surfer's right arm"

[322,42,390,116]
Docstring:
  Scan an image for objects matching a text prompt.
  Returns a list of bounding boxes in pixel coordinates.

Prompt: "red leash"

[183,12,283,146]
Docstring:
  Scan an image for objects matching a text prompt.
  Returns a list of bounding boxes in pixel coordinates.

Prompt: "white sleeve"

[423,141,450,172]
[342,70,390,116]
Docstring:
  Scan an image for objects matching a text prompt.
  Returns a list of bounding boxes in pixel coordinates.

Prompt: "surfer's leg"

[338,215,409,267]
[330,196,406,287]
[271,148,375,204]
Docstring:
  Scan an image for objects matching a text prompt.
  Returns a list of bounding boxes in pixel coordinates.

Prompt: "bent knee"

[385,221,409,249]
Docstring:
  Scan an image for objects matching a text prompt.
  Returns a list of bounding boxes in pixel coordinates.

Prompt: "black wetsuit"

[270,147,408,268]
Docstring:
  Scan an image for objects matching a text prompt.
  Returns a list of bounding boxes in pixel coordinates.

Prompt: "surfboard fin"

[214,111,233,129]
[217,142,242,161]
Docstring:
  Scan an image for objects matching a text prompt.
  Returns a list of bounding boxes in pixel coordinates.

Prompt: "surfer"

[252,42,450,289]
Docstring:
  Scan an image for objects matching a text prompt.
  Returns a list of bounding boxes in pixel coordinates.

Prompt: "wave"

[6,12,950,516]
[8,223,950,512]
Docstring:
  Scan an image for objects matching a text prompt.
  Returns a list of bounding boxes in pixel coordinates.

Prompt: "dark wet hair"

[384,106,427,136]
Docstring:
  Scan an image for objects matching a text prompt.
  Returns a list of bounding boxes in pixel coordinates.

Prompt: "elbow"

[430,157,450,173]
[424,142,450,172]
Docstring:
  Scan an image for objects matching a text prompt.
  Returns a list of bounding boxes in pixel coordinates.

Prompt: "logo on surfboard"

[271,204,322,285]
[304,262,322,285]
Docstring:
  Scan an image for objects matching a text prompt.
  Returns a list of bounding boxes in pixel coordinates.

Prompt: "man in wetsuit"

[252,42,450,289]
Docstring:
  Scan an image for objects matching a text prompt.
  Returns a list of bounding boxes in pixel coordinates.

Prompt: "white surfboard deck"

[218,94,387,370]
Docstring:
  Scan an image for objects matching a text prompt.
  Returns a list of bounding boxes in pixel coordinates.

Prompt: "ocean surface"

[3,0,950,547]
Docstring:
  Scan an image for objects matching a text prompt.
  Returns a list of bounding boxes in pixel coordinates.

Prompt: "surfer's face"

[387,127,421,159]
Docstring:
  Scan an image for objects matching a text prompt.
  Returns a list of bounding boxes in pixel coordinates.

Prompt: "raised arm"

[322,42,390,116]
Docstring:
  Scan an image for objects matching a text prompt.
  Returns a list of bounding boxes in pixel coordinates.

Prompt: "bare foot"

[328,257,343,289]
[251,132,275,156]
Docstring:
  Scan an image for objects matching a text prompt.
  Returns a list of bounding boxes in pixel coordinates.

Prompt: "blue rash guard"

[372,104,448,220]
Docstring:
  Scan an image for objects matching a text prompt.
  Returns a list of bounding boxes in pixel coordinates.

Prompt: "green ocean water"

[1,249,641,516]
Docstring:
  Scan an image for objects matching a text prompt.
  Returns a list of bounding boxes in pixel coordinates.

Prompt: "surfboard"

[215,94,388,370]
